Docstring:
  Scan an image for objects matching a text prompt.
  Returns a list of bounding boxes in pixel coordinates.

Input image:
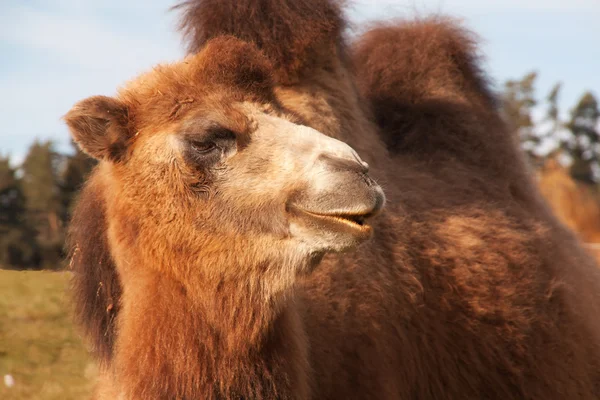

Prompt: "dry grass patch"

[0,269,95,400]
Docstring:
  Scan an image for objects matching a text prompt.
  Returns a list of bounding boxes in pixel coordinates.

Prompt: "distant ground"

[0,269,95,400]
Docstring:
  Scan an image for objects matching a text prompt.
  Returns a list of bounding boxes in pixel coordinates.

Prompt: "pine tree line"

[501,72,600,183]
[0,142,95,269]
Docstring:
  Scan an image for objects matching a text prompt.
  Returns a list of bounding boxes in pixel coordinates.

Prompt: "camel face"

[65,37,384,268]
[202,106,384,252]
[120,101,383,255]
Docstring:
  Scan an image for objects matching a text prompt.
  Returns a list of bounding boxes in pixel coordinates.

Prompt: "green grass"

[0,270,95,400]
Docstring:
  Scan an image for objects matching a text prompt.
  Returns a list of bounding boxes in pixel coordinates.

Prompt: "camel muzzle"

[287,151,385,244]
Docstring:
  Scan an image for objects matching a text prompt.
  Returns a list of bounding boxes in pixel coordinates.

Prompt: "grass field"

[0,269,95,400]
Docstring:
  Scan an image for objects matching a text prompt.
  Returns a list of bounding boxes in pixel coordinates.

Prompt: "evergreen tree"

[0,156,23,227]
[563,92,600,183]
[0,156,39,268]
[545,83,562,135]
[535,83,564,161]
[59,142,96,224]
[502,72,539,160]
[20,140,63,268]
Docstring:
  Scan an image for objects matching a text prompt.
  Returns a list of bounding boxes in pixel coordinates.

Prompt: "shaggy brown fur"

[68,36,277,365]
[67,29,385,398]
[69,179,120,363]
[68,2,600,399]
[349,19,600,398]
[174,0,346,84]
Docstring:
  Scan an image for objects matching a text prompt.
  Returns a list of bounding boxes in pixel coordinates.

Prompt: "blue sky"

[1,0,599,164]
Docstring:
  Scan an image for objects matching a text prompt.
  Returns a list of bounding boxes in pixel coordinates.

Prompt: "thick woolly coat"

[68,1,600,399]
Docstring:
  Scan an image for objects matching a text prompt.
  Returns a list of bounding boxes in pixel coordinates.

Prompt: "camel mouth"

[286,180,384,246]
[312,209,380,226]
[306,211,372,230]
[287,205,377,236]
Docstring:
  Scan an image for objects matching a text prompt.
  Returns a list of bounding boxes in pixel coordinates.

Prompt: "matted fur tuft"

[68,175,121,364]
[174,0,346,83]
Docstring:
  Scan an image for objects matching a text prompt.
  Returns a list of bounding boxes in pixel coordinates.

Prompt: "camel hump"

[353,18,495,107]
[352,19,507,156]
[173,0,346,83]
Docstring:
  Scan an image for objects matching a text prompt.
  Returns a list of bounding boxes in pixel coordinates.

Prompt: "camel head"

[64,37,384,280]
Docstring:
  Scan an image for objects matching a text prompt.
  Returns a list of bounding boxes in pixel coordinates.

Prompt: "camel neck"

[114,262,310,399]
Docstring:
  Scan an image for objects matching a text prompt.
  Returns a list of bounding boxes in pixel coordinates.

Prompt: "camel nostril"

[318,153,370,174]
[361,161,370,173]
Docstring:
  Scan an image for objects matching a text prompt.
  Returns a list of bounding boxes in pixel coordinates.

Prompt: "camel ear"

[64,96,131,162]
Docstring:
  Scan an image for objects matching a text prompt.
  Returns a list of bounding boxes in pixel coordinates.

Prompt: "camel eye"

[184,140,222,167]
[190,141,217,154]
[183,127,236,167]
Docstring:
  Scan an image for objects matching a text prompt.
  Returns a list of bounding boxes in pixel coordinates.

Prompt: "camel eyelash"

[185,127,236,147]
